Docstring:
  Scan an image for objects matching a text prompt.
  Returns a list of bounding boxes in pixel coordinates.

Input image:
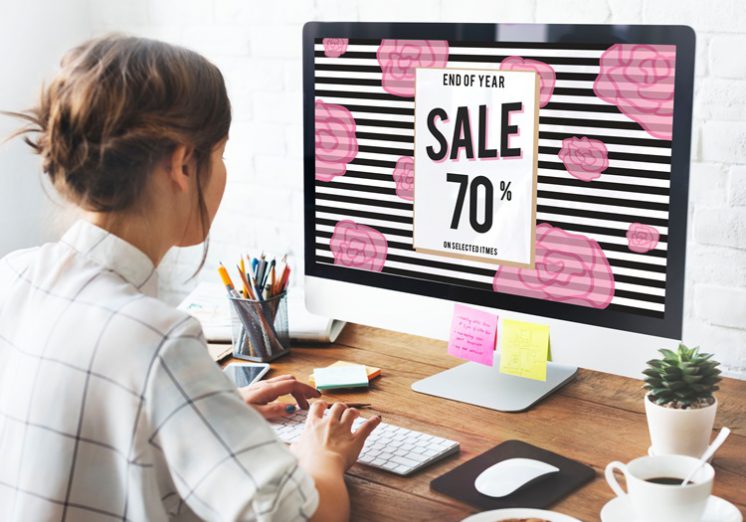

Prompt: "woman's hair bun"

[8,34,231,212]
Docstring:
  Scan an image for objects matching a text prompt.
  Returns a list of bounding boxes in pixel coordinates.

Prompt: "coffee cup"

[605,454,713,522]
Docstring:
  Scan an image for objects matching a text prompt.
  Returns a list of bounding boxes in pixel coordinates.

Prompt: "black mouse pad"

[430,440,595,510]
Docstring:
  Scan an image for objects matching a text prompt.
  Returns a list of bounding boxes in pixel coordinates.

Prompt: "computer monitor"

[302,22,695,411]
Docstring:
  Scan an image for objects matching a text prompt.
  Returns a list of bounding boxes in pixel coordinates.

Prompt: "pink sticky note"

[448,304,498,367]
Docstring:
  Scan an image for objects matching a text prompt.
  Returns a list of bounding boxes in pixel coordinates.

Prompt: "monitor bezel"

[303,22,695,340]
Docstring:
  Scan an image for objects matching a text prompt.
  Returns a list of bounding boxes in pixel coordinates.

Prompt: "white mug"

[605,455,714,522]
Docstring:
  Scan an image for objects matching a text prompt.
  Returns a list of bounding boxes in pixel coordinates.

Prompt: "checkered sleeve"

[144,318,319,521]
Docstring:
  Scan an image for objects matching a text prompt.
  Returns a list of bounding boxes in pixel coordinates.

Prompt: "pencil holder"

[228,292,289,362]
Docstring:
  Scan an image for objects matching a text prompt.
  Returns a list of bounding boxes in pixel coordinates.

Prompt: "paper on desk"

[499,319,550,381]
[178,282,345,343]
[447,304,498,367]
[178,282,232,341]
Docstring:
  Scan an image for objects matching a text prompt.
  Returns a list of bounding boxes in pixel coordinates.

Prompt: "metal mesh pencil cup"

[228,292,289,362]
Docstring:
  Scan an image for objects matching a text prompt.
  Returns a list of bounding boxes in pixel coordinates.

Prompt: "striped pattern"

[312,39,674,318]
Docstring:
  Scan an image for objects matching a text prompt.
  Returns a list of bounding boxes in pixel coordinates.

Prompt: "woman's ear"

[166,144,195,192]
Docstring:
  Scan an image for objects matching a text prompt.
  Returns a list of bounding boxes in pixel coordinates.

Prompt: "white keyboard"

[270,409,460,476]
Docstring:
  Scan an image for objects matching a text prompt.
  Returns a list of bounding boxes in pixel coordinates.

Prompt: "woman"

[0,34,379,521]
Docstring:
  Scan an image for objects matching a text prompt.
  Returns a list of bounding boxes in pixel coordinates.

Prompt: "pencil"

[275,260,287,295]
[269,264,276,296]
[281,266,291,291]
[236,262,252,298]
[217,263,239,297]
[236,264,255,299]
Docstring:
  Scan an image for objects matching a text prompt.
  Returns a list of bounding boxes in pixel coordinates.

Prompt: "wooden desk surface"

[227,324,746,521]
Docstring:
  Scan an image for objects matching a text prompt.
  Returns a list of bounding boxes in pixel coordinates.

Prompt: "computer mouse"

[474,458,560,498]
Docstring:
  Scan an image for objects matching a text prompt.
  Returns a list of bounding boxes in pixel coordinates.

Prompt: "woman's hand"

[291,400,381,472]
[238,374,320,420]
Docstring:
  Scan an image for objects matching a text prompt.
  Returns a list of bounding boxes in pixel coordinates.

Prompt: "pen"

[256,258,267,289]
[321,402,371,409]
[248,269,263,301]
[264,259,275,288]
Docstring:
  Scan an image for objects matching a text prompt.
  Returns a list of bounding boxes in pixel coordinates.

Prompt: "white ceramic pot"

[644,394,717,457]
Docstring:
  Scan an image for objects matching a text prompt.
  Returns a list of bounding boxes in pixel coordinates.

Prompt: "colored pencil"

[217,263,239,297]
[236,264,255,299]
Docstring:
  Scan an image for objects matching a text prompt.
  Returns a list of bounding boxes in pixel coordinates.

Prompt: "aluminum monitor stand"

[411,354,578,412]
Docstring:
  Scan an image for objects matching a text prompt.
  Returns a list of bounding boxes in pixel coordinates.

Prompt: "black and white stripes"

[313,39,673,318]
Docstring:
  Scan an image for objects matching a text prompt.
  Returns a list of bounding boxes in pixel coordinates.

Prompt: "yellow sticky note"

[499,319,550,382]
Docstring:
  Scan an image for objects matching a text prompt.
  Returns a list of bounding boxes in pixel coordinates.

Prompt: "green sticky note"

[499,319,550,382]
[313,365,369,390]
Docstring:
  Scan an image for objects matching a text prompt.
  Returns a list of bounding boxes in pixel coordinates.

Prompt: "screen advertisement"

[311,37,676,320]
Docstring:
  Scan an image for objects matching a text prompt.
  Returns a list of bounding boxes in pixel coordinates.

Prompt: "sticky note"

[309,361,381,386]
[313,364,369,390]
[448,304,498,367]
[499,319,550,381]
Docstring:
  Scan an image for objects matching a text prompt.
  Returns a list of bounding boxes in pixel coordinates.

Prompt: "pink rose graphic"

[315,99,358,182]
[392,156,414,201]
[493,224,615,309]
[377,40,449,97]
[558,136,609,182]
[593,44,676,140]
[626,223,660,254]
[500,56,556,108]
[323,38,348,58]
[330,220,388,272]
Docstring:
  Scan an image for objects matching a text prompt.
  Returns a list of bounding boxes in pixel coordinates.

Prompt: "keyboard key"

[391,455,420,468]
[269,409,459,476]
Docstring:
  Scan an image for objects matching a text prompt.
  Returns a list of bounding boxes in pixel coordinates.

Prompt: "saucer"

[600,494,742,522]
[462,508,581,522]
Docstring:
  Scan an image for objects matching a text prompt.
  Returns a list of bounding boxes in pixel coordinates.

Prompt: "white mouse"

[474,458,560,498]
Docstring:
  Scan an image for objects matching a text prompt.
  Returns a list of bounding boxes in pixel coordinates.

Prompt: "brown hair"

[6,34,231,264]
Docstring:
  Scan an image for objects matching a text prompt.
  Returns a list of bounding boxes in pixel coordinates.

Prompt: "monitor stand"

[411,355,578,412]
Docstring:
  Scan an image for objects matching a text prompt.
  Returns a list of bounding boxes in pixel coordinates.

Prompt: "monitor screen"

[304,23,694,339]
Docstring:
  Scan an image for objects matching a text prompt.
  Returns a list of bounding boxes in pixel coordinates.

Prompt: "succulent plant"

[643,343,722,408]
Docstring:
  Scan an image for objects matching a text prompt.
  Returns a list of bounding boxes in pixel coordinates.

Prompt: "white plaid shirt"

[0,220,319,521]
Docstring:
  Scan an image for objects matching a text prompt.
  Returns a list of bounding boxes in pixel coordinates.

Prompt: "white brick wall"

[83,0,746,378]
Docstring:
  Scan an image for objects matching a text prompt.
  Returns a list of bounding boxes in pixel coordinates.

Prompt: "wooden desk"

[227,324,746,521]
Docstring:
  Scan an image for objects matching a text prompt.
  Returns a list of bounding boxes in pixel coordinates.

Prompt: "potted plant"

[643,343,722,458]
